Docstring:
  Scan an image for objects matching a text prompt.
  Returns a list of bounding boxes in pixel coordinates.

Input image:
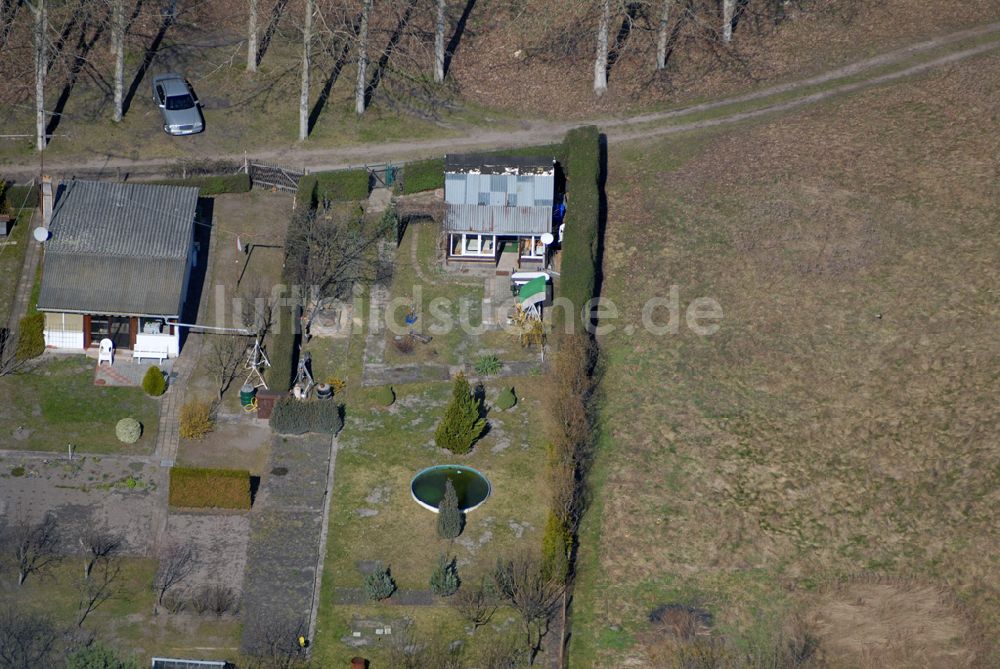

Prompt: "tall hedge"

[314,169,370,202]
[15,313,45,361]
[3,183,39,209]
[402,158,445,194]
[559,125,601,332]
[169,467,251,509]
[267,302,299,392]
[147,173,251,195]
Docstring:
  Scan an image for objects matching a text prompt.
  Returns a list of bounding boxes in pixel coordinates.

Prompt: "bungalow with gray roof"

[37,180,199,360]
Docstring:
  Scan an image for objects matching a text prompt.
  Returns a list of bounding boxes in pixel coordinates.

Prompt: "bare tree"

[656,0,673,70]
[299,0,314,140]
[79,527,123,580]
[0,328,26,377]
[206,334,250,401]
[154,543,196,607]
[8,514,60,586]
[111,0,125,121]
[76,557,122,626]
[284,205,393,335]
[433,0,446,82]
[25,0,47,150]
[247,0,259,72]
[452,576,497,631]
[0,607,59,669]
[493,553,563,664]
[593,0,609,96]
[722,0,735,42]
[386,624,464,669]
[355,0,372,114]
[241,612,308,669]
[474,630,528,669]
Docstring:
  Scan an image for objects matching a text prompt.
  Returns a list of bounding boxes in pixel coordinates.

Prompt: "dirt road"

[2,22,998,181]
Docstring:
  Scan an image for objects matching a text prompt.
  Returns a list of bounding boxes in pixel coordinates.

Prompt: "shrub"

[296,174,318,209]
[430,554,460,597]
[434,373,486,454]
[67,642,140,669]
[142,365,167,396]
[364,562,396,600]
[169,467,251,509]
[11,466,25,477]
[496,386,517,411]
[179,400,214,439]
[473,354,502,376]
[270,397,344,435]
[327,377,347,395]
[15,313,44,361]
[559,125,601,331]
[402,158,445,194]
[392,334,415,354]
[148,173,251,195]
[191,584,239,616]
[4,183,39,208]
[375,385,395,406]
[313,169,370,202]
[115,418,142,444]
[437,478,465,540]
[541,511,572,582]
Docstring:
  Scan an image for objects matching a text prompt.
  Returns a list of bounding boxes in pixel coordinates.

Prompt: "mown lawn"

[570,53,1000,668]
[310,375,549,666]
[0,356,159,454]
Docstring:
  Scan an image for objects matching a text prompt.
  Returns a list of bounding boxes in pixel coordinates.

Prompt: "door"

[89,316,131,350]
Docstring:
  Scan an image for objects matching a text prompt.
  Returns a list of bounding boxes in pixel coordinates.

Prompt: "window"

[166,94,195,110]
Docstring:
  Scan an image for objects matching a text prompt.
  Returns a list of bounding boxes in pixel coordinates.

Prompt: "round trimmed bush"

[142,365,167,396]
[115,418,143,444]
[375,385,395,407]
[496,386,517,411]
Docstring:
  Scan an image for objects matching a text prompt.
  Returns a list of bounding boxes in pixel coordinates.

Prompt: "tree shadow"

[442,0,476,78]
[362,0,415,110]
[307,10,363,134]
[606,1,641,79]
[121,7,175,117]
[46,13,105,139]
[659,1,693,72]
[255,0,290,69]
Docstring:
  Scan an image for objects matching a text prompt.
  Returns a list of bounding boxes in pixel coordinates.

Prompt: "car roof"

[153,74,190,97]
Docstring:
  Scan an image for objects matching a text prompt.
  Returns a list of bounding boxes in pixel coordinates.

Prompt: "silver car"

[151,73,204,135]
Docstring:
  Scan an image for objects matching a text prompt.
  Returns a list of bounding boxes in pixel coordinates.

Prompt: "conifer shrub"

[15,313,44,361]
[436,478,465,540]
[364,562,396,600]
[496,386,517,411]
[434,373,486,454]
[430,554,460,597]
[142,365,167,396]
[375,385,395,406]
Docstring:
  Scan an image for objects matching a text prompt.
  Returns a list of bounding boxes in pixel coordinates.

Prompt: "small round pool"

[410,465,492,513]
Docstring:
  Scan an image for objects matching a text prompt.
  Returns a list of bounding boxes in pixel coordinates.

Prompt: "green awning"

[518,276,547,308]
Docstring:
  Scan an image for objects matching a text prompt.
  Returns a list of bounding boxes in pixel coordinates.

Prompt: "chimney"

[41,175,53,228]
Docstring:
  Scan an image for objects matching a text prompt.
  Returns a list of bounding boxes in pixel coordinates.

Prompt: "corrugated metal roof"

[46,180,198,258]
[443,204,551,235]
[37,180,197,316]
[445,173,554,208]
[445,153,554,175]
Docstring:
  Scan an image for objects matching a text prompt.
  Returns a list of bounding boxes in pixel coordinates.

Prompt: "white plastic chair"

[98,338,114,366]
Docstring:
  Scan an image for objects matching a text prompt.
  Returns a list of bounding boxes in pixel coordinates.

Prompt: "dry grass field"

[570,50,999,667]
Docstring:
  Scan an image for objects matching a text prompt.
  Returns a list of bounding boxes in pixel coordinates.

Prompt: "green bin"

[240,383,257,407]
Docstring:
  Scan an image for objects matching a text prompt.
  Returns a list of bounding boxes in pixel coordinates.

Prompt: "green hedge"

[314,169,369,202]
[15,313,45,361]
[559,126,601,331]
[169,467,251,509]
[296,174,318,209]
[402,158,445,194]
[270,397,343,435]
[2,183,39,209]
[267,302,300,392]
[148,173,251,195]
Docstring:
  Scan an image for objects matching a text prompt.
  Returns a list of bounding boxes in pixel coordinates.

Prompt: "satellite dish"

[33,227,49,243]
[540,232,554,245]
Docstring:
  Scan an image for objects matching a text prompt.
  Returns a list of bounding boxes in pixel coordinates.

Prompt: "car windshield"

[165,94,194,110]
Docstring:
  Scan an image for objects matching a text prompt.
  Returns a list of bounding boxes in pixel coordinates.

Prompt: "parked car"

[151,73,204,135]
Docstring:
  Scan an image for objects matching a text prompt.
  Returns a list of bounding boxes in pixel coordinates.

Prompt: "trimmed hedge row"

[559,126,601,331]
[270,397,343,435]
[267,301,300,392]
[315,169,370,202]
[147,172,251,195]
[402,158,445,194]
[169,467,251,509]
[2,183,39,209]
[15,313,45,361]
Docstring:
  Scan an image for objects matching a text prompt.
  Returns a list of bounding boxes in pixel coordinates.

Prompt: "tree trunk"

[18,569,27,586]
[434,0,446,82]
[299,0,313,140]
[593,0,609,96]
[722,0,734,43]
[656,0,672,70]
[247,0,258,72]
[31,0,46,150]
[355,0,371,115]
[112,0,125,122]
